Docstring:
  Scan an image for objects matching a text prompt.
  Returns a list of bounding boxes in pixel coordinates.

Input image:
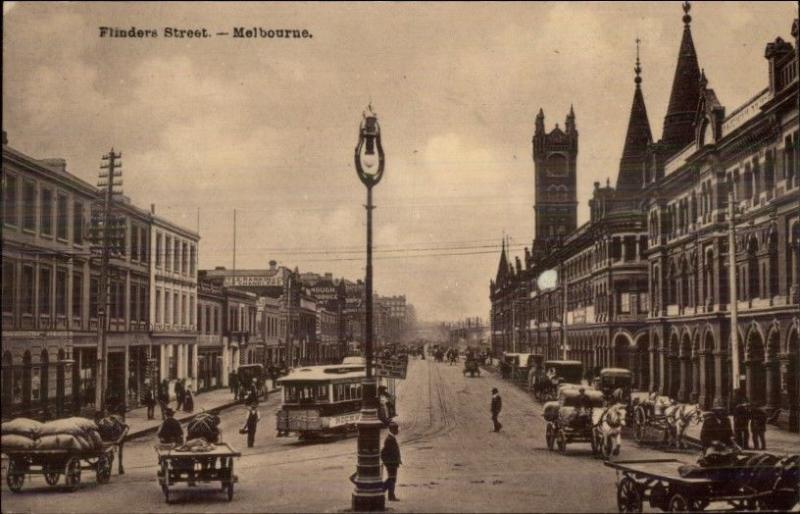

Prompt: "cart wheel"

[616,477,642,513]
[556,430,567,453]
[64,457,81,491]
[226,482,234,501]
[6,459,25,493]
[545,423,555,451]
[667,492,692,512]
[44,471,60,486]
[96,454,112,484]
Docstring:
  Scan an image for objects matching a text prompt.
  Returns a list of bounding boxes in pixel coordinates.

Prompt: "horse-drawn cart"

[155,442,241,503]
[4,426,128,493]
[604,454,799,512]
[543,386,605,455]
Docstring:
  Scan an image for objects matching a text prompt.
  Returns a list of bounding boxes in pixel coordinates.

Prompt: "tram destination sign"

[375,355,408,379]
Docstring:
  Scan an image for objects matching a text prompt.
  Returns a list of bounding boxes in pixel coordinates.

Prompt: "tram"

[276,364,371,439]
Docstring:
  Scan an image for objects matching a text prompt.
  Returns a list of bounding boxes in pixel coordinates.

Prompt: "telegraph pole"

[727,191,740,400]
[93,149,123,413]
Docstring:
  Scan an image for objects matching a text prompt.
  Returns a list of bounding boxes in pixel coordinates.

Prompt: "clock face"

[537,269,558,290]
[546,153,568,177]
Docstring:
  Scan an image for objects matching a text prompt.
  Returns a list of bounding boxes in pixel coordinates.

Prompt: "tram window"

[317,385,329,401]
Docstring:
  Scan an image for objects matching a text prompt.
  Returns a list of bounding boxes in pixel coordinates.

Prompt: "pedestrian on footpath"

[491,387,503,432]
[158,379,170,420]
[241,403,261,448]
[230,369,239,400]
[750,402,767,450]
[174,378,186,412]
[143,380,156,420]
[732,390,750,449]
[381,421,402,501]
[183,386,194,413]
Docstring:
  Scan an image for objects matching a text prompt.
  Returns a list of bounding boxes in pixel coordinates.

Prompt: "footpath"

[484,362,799,454]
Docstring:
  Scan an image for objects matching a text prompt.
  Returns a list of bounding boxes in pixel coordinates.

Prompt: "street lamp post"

[351,105,386,512]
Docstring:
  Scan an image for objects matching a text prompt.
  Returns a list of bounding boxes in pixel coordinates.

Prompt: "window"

[131,225,139,261]
[40,187,53,236]
[190,245,196,275]
[73,201,83,245]
[156,289,162,324]
[140,285,148,322]
[56,193,68,240]
[639,292,648,313]
[182,242,188,274]
[189,295,195,326]
[21,266,34,315]
[214,307,219,334]
[4,173,18,225]
[2,259,14,314]
[173,293,179,325]
[165,291,171,324]
[156,233,163,268]
[90,277,99,318]
[165,236,172,271]
[55,269,67,316]
[130,284,138,322]
[72,272,83,318]
[205,306,211,334]
[140,227,148,263]
[39,266,52,316]
[23,180,36,231]
[174,239,180,273]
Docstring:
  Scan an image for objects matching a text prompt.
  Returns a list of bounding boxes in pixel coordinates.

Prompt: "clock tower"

[532,106,578,248]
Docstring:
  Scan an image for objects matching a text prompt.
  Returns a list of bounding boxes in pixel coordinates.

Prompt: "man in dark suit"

[380,421,402,501]
[491,388,503,432]
[157,408,184,445]
[700,401,735,450]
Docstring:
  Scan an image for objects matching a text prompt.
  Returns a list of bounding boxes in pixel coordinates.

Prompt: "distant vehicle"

[342,356,366,365]
[597,367,633,405]
[236,364,268,399]
[535,360,584,402]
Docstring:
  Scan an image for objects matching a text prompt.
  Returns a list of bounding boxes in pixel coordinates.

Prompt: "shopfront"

[197,348,222,392]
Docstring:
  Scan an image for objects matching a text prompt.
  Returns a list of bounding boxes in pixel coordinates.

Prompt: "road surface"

[2,358,696,512]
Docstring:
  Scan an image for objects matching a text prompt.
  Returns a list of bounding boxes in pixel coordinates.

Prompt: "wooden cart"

[604,455,800,512]
[155,442,241,503]
[4,427,128,493]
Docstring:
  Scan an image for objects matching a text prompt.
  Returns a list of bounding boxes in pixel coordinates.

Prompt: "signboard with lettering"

[375,355,408,379]
[223,274,283,288]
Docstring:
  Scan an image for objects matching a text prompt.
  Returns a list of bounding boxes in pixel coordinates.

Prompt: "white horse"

[663,402,703,449]
[592,403,627,459]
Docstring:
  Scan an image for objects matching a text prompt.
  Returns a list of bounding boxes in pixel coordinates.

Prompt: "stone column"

[649,345,657,392]
[745,360,755,403]
[678,356,689,402]
[692,356,700,402]
[221,338,229,387]
[765,359,779,410]
[698,352,708,407]
[713,350,726,407]
[123,348,130,412]
[658,348,668,394]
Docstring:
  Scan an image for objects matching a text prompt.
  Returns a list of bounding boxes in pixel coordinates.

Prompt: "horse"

[592,403,627,459]
[663,402,703,449]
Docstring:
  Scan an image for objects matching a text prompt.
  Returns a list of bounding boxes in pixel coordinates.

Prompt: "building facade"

[491,9,799,431]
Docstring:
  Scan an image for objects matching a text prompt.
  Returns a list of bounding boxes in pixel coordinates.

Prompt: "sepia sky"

[2,1,795,322]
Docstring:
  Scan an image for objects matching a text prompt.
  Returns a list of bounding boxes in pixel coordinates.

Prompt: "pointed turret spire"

[617,38,653,195]
[496,237,509,283]
[535,108,545,135]
[566,104,576,134]
[661,0,702,155]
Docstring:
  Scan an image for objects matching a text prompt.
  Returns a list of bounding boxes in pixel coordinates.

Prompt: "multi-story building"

[258,295,282,365]
[197,278,226,392]
[490,8,799,431]
[3,138,95,419]
[149,207,199,399]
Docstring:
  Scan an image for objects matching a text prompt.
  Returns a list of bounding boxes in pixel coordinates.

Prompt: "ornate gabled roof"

[617,39,653,195]
[661,1,702,155]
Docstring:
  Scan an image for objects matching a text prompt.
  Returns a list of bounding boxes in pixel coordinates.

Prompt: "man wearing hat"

[380,421,402,501]
[700,400,735,450]
[490,388,503,432]
[157,407,184,445]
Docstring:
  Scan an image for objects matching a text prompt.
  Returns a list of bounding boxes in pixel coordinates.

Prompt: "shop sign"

[375,355,408,379]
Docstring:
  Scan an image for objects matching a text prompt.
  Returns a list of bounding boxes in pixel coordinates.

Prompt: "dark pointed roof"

[661,1,701,155]
[617,40,653,194]
[495,239,509,283]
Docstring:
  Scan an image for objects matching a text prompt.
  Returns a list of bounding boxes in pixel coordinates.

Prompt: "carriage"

[533,360,584,402]
[4,426,128,493]
[236,364,269,400]
[463,357,481,377]
[597,368,633,405]
[605,453,799,512]
[155,441,241,503]
[543,386,605,455]
[631,395,673,443]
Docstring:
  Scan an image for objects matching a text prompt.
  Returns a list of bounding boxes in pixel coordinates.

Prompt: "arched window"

[785,134,795,187]
[768,232,779,298]
[752,157,761,200]
[680,258,689,308]
[743,163,753,201]
[764,150,775,193]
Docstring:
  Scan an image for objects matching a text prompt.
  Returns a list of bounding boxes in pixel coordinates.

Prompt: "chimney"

[151,203,156,214]
[269,260,277,270]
